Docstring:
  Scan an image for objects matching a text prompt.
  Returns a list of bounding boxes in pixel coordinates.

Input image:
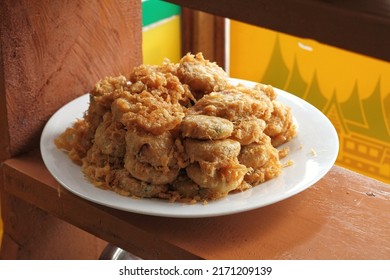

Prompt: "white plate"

[40,78,339,218]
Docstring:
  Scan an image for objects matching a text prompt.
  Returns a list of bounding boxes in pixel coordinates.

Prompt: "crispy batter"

[130,62,195,106]
[171,173,202,201]
[55,53,297,202]
[81,143,122,189]
[54,119,90,165]
[231,117,266,145]
[189,89,273,121]
[181,114,234,140]
[177,53,229,95]
[124,128,181,185]
[94,112,126,157]
[113,169,169,198]
[186,161,247,199]
[265,100,297,147]
[184,138,241,165]
[119,90,185,135]
[238,134,281,185]
[184,138,247,199]
[254,83,277,100]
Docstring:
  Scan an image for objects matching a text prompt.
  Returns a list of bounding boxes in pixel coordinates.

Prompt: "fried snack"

[113,169,169,198]
[230,117,266,145]
[129,61,196,106]
[118,91,185,135]
[124,128,181,185]
[181,115,234,140]
[189,89,273,121]
[265,100,297,147]
[54,119,90,165]
[81,143,122,189]
[177,53,229,97]
[184,138,241,165]
[183,138,247,199]
[94,112,126,157]
[186,161,247,199]
[238,134,281,185]
[55,52,297,202]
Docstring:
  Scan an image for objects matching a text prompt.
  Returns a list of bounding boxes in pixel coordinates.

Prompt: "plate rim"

[40,78,339,218]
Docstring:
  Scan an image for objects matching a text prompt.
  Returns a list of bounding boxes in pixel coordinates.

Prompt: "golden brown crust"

[181,115,234,140]
[189,89,273,121]
[119,90,185,135]
[177,53,229,94]
[238,134,281,185]
[55,53,297,202]
[186,161,247,199]
[124,128,181,185]
[265,100,297,147]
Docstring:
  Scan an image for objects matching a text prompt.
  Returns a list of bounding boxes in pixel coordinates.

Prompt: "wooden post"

[0,0,142,161]
[181,8,225,69]
[0,0,142,259]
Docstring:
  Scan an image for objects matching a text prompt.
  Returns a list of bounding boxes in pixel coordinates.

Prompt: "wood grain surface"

[1,190,107,259]
[0,0,142,161]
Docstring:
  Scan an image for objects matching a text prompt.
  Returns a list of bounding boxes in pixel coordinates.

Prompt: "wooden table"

[2,149,389,259]
[1,0,389,260]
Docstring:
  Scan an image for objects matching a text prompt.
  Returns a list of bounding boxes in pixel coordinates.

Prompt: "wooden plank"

[118,167,390,260]
[0,191,107,260]
[167,0,390,62]
[2,150,390,259]
[1,150,202,260]
[0,0,142,161]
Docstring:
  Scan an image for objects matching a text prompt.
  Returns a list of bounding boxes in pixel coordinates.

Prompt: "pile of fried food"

[55,53,297,203]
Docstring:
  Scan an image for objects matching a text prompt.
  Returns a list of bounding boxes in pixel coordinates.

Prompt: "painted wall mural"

[230,21,390,183]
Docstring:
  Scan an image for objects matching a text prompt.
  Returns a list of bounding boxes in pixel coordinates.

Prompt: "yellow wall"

[230,20,390,183]
[142,15,181,65]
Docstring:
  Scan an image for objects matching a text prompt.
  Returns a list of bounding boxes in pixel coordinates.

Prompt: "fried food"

[184,138,241,165]
[189,89,273,121]
[129,61,195,106]
[183,138,247,199]
[124,128,182,185]
[230,117,266,145]
[186,161,247,199]
[54,119,90,165]
[238,134,281,185]
[265,100,297,147]
[55,52,297,202]
[181,115,234,140]
[113,169,169,198]
[118,90,185,135]
[94,112,126,157]
[177,53,229,96]
[81,143,122,189]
